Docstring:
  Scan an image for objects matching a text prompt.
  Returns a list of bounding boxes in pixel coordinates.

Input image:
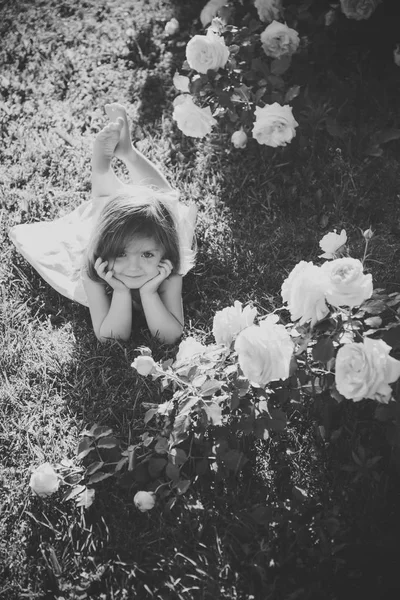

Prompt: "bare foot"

[105,102,135,161]
[92,120,124,173]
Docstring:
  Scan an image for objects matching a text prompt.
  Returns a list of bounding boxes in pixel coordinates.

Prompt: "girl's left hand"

[139,259,173,296]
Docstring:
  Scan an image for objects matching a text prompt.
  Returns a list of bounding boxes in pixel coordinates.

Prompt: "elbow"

[156,325,184,346]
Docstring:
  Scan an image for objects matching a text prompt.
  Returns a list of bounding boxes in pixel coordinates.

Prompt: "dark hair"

[85,188,181,283]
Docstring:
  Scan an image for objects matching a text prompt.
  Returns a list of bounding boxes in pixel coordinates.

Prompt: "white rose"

[252,103,298,147]
[260,21,300,59]
[134,491,156,512]
[175,336,208,363]
[234,315,294,386]
[131,355,157,376]
[281,261,330,327]
[164,18,180,36]
[200,0,227,27]
[322,257,373,308]
[340,0,381,21]
[335,338,400,403]
[319,229,347,259]
[172,95,217,138]
[186,30,229,74]
[254,0,282,23]
[231,129,248,149]
[29,463,60,497]
[173,73,190,93]
[213,301,257,347]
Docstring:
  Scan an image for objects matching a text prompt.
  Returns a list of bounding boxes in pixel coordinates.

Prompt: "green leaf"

[284,85,301,103]
[372,129,400,145]
[144,408,157,424]
[169,448,187,466]
[97,436,118,449]
[270,55,291,76]
[268,408,287,432]
[325,117,347,139]
[76,437,94,461]
[204,403,223,426]
[115,457,128,472]
[361,299,386,315]
[85,461,104,477]
[75,487,95,509]
[154,437,169,454]
[200,379,222,397]
[221,449,248,473]
[63,484,86,502]
[148,457,167,478]
[312,337,335,363]
[174,479,191,495]
[166,463,180,482]
[87,472,113,485]
[91,425,114,440]
[382,325,400,348]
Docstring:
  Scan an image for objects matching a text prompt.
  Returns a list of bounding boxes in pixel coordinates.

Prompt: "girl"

[9,103,196,344]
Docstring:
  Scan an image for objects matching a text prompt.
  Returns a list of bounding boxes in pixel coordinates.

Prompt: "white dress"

[9,192,197,307]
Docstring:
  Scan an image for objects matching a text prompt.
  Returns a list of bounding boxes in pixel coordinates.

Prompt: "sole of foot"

[92,120,124,173]
[105,102,134,160]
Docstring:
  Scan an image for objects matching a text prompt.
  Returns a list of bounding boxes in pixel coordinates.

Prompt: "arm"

[140,274,184,345]
[82,265,133,342]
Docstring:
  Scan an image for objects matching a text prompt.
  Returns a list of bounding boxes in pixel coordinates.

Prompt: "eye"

[116,251,127,258]
[142,252,155,259]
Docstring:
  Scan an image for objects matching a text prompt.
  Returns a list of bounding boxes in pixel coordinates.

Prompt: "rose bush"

[48,229,400,515]
[252,103,298,147]
[200,0,227,27]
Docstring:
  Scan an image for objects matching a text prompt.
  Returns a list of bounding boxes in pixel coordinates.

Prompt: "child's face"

[110,235,164,289]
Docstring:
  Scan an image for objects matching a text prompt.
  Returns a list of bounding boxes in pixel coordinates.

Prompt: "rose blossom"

[319,229,347,259]
[281,261,330,327]
[186,30,229,74]
[260,21,300,59]
[340,0,381,21]
[29,463,60,497]
[254,0,282,23]
[164,18,179,36]
[200,0,227,27]
[131,355,157,376]
[335,338,400,403]
[173,73,190,93]
[134,491,156,512]
[213,301,257,347]
[175,336,208,363]
[231,129,248,149]
[234,315,294,385]
[252,103,298,147]
[322,257,373,308]
[172,95,217,138]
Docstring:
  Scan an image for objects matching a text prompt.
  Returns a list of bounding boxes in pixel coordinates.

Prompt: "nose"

[127,254,140,270]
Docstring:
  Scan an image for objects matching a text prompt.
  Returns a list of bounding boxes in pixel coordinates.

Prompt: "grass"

[1,0,400,598]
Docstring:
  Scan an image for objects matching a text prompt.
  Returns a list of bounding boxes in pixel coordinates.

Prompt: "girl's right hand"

[94,257,129,292]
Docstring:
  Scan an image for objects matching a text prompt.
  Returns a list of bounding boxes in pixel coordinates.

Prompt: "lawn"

[1,0,400,599]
